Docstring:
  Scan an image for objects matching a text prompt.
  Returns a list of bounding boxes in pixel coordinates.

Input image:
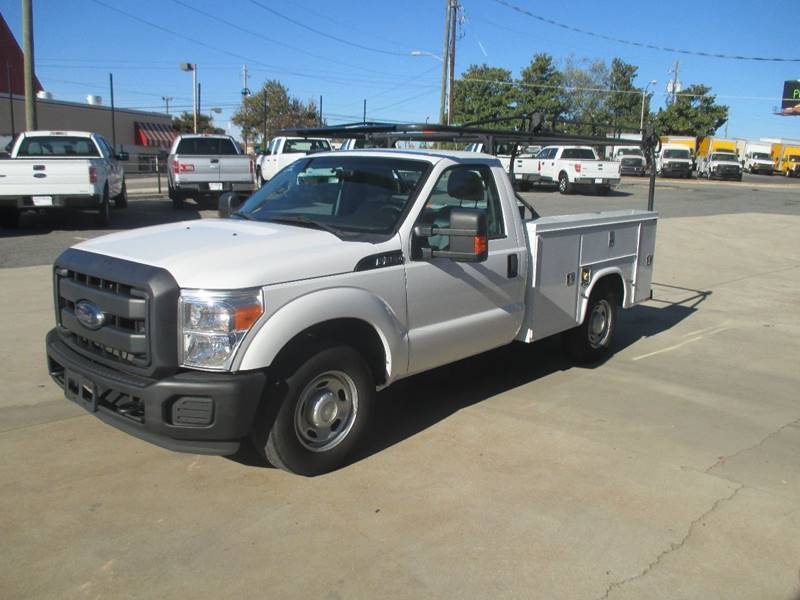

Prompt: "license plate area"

[594,178,604,184]
[208,182,223,191]
[32,195,53,206]
[65,370,97,412]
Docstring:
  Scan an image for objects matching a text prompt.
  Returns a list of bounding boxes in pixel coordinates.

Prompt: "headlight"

[179,288,264,370]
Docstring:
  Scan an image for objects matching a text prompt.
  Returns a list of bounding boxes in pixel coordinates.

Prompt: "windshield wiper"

[264,215,351,239]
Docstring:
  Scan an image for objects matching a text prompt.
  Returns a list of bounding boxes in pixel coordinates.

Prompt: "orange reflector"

[234,304,263,330]
[473,235,488,255]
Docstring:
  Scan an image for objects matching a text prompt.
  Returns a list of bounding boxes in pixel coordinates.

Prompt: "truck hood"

[73,219,380,289]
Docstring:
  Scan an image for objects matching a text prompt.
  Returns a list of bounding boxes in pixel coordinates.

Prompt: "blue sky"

[4,0,799,140]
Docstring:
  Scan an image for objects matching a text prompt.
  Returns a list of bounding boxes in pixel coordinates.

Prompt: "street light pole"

[180,63,198,133]
[439,0,451,125]
[640,79,658,132]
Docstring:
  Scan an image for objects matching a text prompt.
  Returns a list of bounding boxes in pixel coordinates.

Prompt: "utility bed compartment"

[518,210,657,342]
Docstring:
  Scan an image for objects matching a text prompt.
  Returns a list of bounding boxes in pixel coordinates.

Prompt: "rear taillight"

[173,161,194,173]
[89,166,97,183]
[172,160,179,174]
[574,163,582,173]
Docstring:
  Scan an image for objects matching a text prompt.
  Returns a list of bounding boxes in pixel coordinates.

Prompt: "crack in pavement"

[597,484,743,600]
[705,418,800,473]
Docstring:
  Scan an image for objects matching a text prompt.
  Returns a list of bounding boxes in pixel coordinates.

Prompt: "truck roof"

[174,133,234,140]
[19,130,95,138]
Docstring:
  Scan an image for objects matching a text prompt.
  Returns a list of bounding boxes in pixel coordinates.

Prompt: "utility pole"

[6,63,15,138]
[109,73,116,149]
[22,0,37,130]
[197,82,201,116]
[439,0,451,125]
[668,60,680,106]
[447,0,457,125]
[161,96,173,114]
[241,65,250,152]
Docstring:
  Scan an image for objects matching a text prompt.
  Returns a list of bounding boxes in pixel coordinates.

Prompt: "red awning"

[134,122,176,148]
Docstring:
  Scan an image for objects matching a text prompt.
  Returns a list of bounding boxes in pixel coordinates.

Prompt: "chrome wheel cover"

[294,370,358,452]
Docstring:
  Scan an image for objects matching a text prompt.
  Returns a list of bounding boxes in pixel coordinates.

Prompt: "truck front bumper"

[0,193,102,210]
[46,329,267,455]
[620,165,645,176]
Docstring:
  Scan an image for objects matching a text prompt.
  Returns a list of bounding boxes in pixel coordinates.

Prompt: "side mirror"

[218,192,244,218]
[115,151,129,161]
[413,207,488,263]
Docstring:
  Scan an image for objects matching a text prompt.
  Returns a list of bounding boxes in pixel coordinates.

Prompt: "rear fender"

[577,268,629,325]
[235,287,407,383]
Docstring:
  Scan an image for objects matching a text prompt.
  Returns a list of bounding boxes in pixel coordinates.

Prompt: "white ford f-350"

[0,130,128,228]
[46,147,657,475]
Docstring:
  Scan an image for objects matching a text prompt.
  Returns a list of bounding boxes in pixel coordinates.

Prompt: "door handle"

[507,253,518,278]
[210,159,219,164]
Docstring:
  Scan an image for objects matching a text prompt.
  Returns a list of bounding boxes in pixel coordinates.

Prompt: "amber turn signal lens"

[473,235,488,255]
[234,304,263,330]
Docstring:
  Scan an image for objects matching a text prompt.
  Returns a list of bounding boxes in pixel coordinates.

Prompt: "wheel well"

[270,318,387,386]
[558,170,568,180]
[591,273,624,306]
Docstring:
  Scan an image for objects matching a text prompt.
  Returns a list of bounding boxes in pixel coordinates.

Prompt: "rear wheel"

[255,345,374,476]
[113,179,128,209]
[558,173,573,195]
[96,186,111,227]
[0,208,20,229]
[563,285,618,364]
[169,186,185,209]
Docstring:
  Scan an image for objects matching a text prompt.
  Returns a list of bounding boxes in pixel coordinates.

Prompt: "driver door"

[404,165,526,375]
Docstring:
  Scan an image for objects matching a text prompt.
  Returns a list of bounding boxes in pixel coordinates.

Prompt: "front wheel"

[563,286,618,364]
[96,186,111,227]
[256,345,374,476]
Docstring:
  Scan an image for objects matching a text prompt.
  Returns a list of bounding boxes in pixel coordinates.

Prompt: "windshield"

[236,156,429,235]
[16,136,99,157]
[283,139,331,154]
[752,153,770,160]
[788,155,800,162]
[663,149,690,159]
[561,148,596,159]
[711,153,738,162]
[618,148,643,157]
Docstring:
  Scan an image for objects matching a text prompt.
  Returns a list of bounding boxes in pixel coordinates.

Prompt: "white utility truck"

[738,142,773,175]
[696,151,742,181]
[607,145,647,176]
[655,144,693,178]
[534,146,621,194]
[167,134,255,209]
[0,130,128,228]
[45,125,657,476]
[256,136,331,185]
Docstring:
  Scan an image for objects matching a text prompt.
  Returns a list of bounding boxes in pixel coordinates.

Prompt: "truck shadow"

[522,185,633,198]
[232,283,710,472]
[0,199,203,238]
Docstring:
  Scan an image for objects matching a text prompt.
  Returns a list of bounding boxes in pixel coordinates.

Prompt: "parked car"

[0,130,127,228]
[696,151,742,181]
[535,146,621,194]
[45,140,657,475]
[167,134,255,209]
[608,145,646,176]
[656,144,693,178]
[256,137,331,185]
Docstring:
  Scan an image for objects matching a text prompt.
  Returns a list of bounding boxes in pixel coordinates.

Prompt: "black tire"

[256,345,374,476]
[113,179,128,209]
[558,173,573,195]
[0,208,20,229]
[563,285,618,364]
[96,186,111,227]
[169,187,185,209]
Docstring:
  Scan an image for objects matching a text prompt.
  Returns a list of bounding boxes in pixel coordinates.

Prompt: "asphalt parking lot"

[1,177,799,598]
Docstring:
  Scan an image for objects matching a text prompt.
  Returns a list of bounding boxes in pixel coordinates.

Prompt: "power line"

[493,0,800,62]
[247,0,411,57]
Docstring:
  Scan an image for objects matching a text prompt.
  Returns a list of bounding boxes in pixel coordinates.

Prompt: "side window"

[417,165,505,251]
[96,136,113,157]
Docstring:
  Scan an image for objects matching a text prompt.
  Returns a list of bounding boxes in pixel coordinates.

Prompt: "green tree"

[171,111,224,134]
[450,64,515,126]
[561,56,611,135]
[607,58,641,134]
[231,80,319,147]
[514,53,568,128]
[655,84,729,136]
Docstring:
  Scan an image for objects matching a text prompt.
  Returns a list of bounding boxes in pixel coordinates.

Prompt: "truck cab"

[610,146,646,176]
[697,151,742,181]
[656,144,693,178]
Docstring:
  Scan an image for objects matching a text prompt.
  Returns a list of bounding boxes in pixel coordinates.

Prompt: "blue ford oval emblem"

[75,300,105,330]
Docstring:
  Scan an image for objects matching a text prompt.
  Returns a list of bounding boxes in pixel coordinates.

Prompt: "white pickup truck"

[608,145,647,176]
[464,142,540,190]
[535,146,621,194]
[0,130,128,228]
[256,136,331,185]
[167,134,255,209]
[45,147,657,476]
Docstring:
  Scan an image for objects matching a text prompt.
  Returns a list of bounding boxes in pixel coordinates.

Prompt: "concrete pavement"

[1,211,799,599]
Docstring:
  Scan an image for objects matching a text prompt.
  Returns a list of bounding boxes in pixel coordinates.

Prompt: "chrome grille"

[56,269,150,367]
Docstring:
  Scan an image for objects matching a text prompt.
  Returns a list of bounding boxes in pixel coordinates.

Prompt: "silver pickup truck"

[167,134,255,209]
